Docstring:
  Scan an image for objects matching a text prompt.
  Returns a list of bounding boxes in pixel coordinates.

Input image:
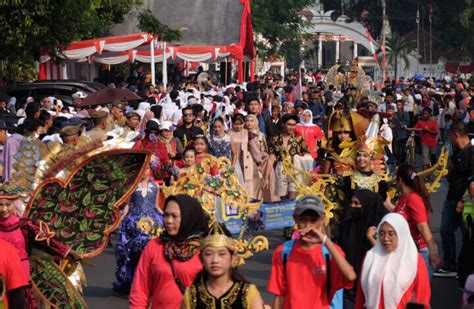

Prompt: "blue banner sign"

[220,200,296,234]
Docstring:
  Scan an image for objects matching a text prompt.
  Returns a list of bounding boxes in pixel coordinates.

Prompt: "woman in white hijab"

[356,213,431,309]
[295,109,323,160]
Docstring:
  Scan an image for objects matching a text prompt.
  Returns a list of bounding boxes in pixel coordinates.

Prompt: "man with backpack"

[267,195,356,309]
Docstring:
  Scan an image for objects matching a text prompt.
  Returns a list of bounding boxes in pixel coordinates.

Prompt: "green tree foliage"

[382,32,415,79]
[0,0,140,81]
[138,9,181,42]
[251,0,314,69]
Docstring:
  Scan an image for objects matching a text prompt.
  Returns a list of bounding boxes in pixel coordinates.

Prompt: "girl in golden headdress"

[339,114,389,200]
[181,222,265,309]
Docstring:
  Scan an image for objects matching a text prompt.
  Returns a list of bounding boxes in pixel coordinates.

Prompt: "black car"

[4,80,106,107]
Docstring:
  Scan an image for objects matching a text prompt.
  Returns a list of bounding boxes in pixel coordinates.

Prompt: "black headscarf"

[160,194,209,261]
[339,189,387,278]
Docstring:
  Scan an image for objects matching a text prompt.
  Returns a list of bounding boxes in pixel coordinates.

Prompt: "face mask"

[345,207,363,220]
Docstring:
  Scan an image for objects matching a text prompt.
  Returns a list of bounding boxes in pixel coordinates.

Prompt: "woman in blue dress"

[113,169,163,294]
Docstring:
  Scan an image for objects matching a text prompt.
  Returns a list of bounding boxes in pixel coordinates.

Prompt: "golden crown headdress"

[200,221,237,252]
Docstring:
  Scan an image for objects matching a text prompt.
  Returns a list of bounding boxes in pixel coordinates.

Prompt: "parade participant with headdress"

[180,222,265,309]
[356,213,431,309]
[129,194,209,309]
[339,114,389,200]
[322,108,368,175]
[113,162,164,295]
[0,183,81,308]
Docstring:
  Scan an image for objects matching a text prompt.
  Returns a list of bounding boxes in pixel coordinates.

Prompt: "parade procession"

[0,0,474,308]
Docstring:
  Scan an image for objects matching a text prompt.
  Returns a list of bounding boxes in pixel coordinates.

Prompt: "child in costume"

[0,183,80,308]
[181,222,265,309]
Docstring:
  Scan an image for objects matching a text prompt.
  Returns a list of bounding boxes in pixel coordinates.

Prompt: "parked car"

[4,80,106,108]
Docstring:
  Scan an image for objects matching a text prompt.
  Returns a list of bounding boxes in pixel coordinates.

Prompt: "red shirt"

[355,254,431,309]
[295,125,323,159]
[0,239,28,308]
[395,192,429,249]
[129,239,202,309]
[414,119,438,148]
[268,241,353,309]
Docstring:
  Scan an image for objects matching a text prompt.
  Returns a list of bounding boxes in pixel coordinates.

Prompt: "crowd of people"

[0,68,473,309]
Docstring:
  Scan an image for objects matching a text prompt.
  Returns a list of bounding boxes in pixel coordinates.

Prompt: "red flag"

[365,28,379,66]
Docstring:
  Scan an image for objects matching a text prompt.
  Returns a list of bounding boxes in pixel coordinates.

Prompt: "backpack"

[281,240,343,309]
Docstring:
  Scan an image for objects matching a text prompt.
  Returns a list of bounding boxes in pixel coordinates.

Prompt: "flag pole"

[416,3,420,54]
[150,36,155,86]
[429,3,433,77]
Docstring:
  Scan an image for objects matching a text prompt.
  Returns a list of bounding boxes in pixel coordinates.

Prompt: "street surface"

[84,179,463,308]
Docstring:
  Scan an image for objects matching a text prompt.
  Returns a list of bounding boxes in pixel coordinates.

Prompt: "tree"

[251,0,314,69]
[0,0,140,82]
[382,32,415,80]
[138,9,181,42]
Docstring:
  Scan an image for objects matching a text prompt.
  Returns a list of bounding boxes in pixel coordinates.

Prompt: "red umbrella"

[81,88,143,106]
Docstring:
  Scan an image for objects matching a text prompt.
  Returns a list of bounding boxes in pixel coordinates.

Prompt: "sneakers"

[433,268,457,277]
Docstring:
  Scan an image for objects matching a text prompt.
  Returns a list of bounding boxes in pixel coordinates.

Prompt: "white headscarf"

[361,213,418,309]
[299,109,316,127]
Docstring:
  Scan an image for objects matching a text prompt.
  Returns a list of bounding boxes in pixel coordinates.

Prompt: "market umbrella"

[81,88,143,107]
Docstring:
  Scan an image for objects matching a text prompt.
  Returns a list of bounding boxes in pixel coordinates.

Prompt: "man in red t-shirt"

[267,195,356,309]
[411,108,439,169]
[0,239,28,308]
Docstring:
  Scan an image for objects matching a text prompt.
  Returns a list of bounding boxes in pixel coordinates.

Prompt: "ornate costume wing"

[24,149,150,258]
[30,252,87,309]
[282,156,339,224]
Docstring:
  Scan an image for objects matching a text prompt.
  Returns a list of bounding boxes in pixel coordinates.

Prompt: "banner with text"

[219,199,296,234]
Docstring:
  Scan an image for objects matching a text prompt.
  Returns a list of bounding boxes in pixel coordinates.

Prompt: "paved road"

[84,179,463,308]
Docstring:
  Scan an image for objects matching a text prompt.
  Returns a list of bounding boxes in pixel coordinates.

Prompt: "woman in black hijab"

[337,189,387,309]
[130,194,209,309]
